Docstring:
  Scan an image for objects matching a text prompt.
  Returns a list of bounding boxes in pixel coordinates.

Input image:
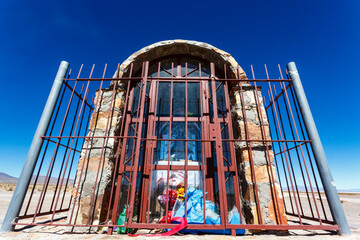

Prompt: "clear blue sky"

[0,0,359,189]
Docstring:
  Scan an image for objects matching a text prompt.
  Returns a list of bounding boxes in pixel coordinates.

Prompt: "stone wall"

[230,85,287,225]
[69,85,125,227]
[113,39,247,80]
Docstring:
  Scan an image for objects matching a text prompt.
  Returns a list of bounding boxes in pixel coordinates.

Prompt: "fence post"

[0,61,69,232]
[286,62,351,236]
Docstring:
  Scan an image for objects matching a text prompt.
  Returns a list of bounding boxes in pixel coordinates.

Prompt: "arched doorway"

[111,55,243,232]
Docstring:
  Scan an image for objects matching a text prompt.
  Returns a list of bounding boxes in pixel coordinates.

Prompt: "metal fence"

[2,60,349,236]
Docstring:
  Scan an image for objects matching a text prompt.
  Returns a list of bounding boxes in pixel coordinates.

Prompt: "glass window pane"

[130,81,150,118]
[170,122,185,161]
[172,83,185,117]
[156,82,171,117]
[153,122,169,164]
[188,122,202,162]
[125,123,135,166]
[148,58,176,77]
[150,170,186,223]
[187,83,200,117]
[216,81,227,118]
[131,84,141,117]
[209,81,227,119]
[225,172,237,214]
[221,123,231,166]
[181,58,210,77]
[209,81,214,119]
[149,170,168,223]
[143,81,150,118]
[139,123,147,166]
[182,63,199,77]
[125,123,146,166]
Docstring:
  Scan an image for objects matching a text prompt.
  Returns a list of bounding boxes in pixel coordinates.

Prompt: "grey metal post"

[0,61,69,232]
[287,62,351,236]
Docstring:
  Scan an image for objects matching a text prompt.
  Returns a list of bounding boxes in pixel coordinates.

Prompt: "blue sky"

[0,0,359,189]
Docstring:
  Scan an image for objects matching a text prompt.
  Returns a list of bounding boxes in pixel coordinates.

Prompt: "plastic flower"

[176,186,185,200]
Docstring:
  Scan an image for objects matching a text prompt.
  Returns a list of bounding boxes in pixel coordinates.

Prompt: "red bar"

[13,221,338,231]
[279,80,323,224]
[66,77,293,82]
[32,64,84,223]
[251,65,282,224]
[126,61,149,225]
[236,67,263,224]
[69,64,103,223]
[266,65,303,224]
[50,65,94,223]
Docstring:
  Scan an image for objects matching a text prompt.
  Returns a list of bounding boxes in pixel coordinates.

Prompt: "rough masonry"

[69,84,125,227]
[230,84,287,225]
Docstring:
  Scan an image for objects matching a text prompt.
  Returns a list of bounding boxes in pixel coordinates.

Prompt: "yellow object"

[176,187,185,199]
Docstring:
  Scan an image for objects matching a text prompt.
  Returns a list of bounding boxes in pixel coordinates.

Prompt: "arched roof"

[114,39,247,79]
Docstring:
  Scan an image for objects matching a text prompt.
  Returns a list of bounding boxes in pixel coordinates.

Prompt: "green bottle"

[117,206,127,234]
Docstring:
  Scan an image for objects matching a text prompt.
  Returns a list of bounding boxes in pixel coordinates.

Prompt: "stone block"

[76,157,110,173]
[251,205,260,224]
[89,111,119,130]
[242,182,256,203]
[267,189,288,225]
[244,164,271,183]
[238,122,270,141]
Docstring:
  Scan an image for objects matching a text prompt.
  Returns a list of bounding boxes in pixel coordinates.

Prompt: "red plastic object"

[128,217,187,237]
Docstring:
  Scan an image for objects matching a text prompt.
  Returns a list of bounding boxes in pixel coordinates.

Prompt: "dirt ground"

[0,189,359,240]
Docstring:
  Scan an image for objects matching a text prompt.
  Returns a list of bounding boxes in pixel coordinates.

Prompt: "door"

[111,58,242,232]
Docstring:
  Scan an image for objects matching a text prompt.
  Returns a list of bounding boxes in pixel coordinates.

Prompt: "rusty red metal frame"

[13,61,338,235]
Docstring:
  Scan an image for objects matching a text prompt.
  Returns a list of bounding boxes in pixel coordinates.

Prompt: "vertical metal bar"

[145,62,161,224]
[236,67,263,224]
[266,97,295,214]
[279,81,320,219]
[201,65,214,203]
[184,62,188,221]
[272,83,305,216]
[23,79,67,216]
[126,61,149,224]
[1,61,69,232]
[125,63,144,225]
[50,65,93,223]
[164,62,174,224]
[286,62,351,235]
[277,79,313,216]
[139,61,159,223]
[266,66,302,224]
[106,65,132,233]
[250,66,282,224]
[263,98,288,213]
[223,64,243,223]
[125,63,145,226]
[287,80,328,220]
[68,65,100,223]
[199,63,207,224]
[63,95,93,210]
[210,62,229,226]
[36,65,83,217]
[110,64,133,229]
[86,64,111,225]
[139,63,154,222]
[125,65,145,227]
[279,81,323,223]
[223,65,242,236]
[49,83,85,212]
